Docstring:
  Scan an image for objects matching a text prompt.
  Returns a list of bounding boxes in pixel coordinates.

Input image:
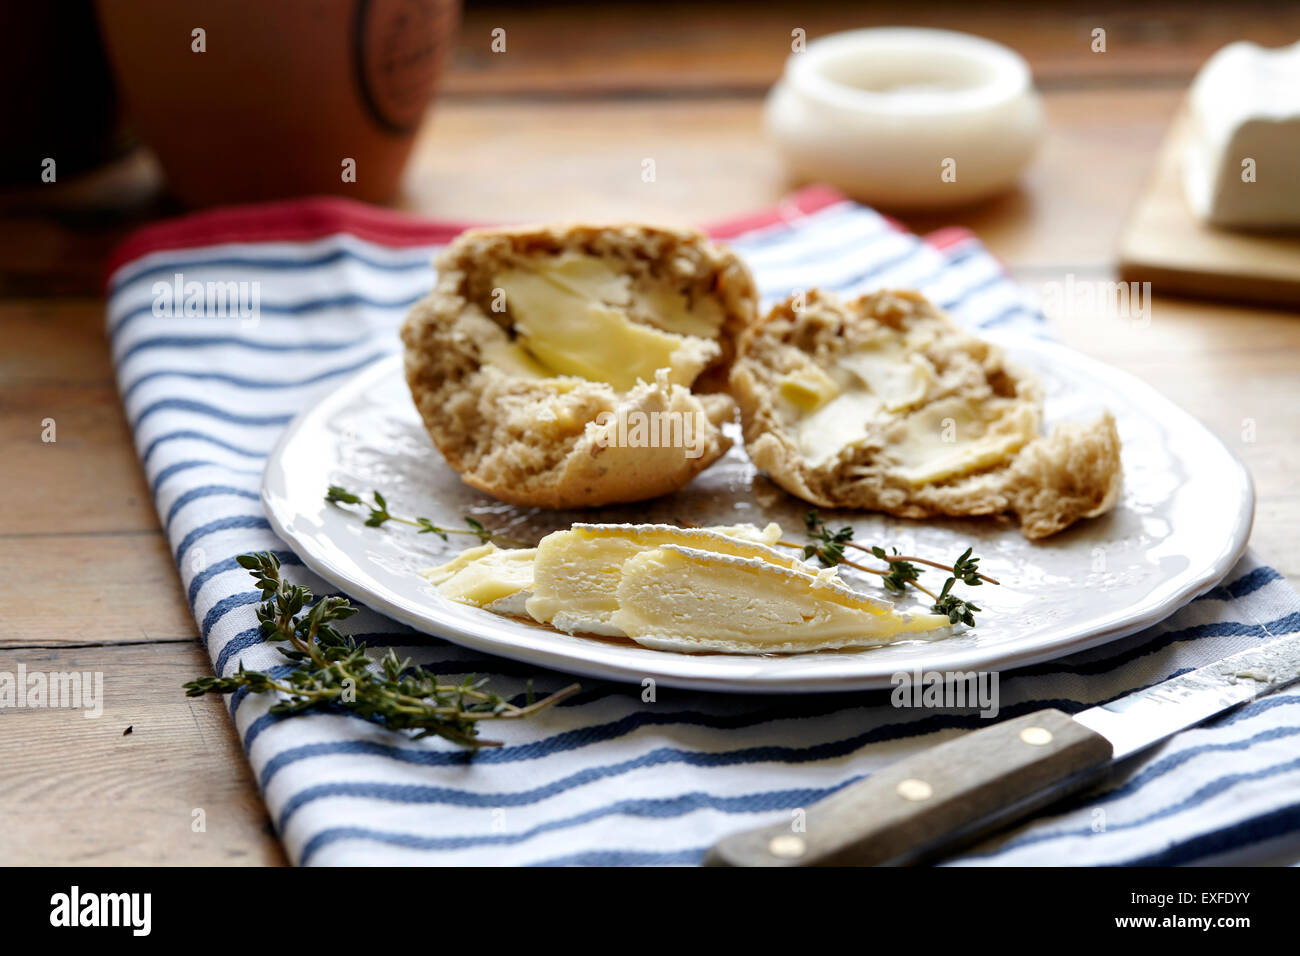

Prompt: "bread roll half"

[401,224,757,508]
[729,289,1122,539]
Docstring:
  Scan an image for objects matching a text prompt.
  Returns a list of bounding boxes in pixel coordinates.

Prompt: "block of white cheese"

[1185,40,1300,229]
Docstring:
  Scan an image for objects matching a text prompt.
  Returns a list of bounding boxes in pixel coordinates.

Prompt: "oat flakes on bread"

[401,223,758,509]
[729,289,1122,539]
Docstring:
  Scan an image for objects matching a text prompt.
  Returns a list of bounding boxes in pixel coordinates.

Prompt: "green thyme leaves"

[184,552,577,747]
[799,511,997,627]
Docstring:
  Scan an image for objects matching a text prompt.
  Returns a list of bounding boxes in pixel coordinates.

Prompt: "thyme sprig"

[326,484,507,545]
[184,552,579,747]
[785,511,996,627]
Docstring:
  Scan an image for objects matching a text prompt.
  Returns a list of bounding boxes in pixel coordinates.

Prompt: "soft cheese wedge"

[421,520,949,654]
[420,522,788,628]
[420,543,537,615]
[525,522,792,636]
[612,546,949,654]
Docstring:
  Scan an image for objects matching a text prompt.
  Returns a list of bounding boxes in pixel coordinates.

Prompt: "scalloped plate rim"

[260,336,1254,693]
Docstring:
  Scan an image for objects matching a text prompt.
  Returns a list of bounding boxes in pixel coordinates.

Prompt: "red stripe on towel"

[104,197,477,286]
[104,184,857,287]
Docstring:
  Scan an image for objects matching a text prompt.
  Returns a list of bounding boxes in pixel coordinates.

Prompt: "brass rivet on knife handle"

[767,835,807,858]
[896,778,933,801]
[703,709,1113,867]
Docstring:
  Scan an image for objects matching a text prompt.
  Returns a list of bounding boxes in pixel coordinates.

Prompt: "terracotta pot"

[0,0,127,184]
[94,0,460,206]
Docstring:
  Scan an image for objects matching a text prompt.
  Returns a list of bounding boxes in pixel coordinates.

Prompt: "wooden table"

[3,1,1297,865]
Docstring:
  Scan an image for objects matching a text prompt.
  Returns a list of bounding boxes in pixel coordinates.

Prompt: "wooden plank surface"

[1118,108,1300,308]
[400,87,1184,270]
[1,643,284,865]
[0,534,197,647]
[441,0,1300,96]
[1045,290,1300,584]
[2,1,1297,867]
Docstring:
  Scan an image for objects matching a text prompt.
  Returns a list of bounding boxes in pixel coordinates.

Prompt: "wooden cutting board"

[1118,106,1300,308]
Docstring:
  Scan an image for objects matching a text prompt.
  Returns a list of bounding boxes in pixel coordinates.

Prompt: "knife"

[705,633,1300,866]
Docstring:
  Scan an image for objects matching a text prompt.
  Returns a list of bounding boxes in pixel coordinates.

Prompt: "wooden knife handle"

[704,709,1113,867]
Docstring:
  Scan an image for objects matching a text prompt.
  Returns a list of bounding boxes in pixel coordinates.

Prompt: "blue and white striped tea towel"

[106,187,1300,866]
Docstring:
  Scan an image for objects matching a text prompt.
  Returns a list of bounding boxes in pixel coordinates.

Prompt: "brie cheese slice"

[420,543,537,613]
[612,545,949,654]
[421,520,949,654]
[524,522,795,636]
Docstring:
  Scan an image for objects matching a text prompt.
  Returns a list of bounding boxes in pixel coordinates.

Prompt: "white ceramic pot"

[765,28,1044,209]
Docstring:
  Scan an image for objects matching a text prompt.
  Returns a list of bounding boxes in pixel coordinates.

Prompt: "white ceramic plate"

[262,338,1253,692]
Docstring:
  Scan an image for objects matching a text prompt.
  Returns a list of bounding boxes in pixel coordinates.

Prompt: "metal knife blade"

[705,631,1300,866]
[1074,631,1300,759]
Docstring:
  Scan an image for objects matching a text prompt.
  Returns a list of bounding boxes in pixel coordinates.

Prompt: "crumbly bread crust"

[729,289,1123,539]
[401,223,758,508]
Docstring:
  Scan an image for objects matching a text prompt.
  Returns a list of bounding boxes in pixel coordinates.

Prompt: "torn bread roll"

[729,289,1122,539]
[401,224,758,508]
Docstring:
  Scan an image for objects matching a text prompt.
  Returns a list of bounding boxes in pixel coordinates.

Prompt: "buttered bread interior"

[401,223,757,509]
[485,253,726,390]
[730,289,1122,539]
